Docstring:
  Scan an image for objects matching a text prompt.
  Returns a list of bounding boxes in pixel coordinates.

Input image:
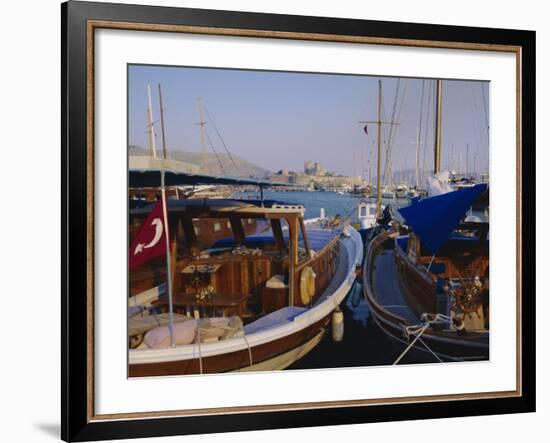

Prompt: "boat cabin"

[129,199,341,323]
[394,184,490,330]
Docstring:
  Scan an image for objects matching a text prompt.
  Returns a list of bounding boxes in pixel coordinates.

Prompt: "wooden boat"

[363,184,489,362]
[128,198,363,376]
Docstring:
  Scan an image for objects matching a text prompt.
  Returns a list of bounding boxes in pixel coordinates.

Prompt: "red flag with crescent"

[129,200,169,270]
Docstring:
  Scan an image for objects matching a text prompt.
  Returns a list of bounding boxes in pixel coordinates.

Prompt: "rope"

[383,79,401,185]
[393,313,451,365]
[195,320,203,375]
[393,322,430,365]
[242,334,254,368]
[204,128,227,174]
[204,105,241,175]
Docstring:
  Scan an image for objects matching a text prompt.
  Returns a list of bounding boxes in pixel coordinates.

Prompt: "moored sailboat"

[362,79,490,362]
[363,184,489,361]
[127,174,363,376]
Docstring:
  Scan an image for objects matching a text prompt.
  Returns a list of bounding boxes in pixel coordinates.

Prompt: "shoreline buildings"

[270,160,365,190]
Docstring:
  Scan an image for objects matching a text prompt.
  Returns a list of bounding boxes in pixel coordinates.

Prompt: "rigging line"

[478,84,490,151]
[384,79,401,185]
[392,80,409,181]
[380,100,391,186]
[203,104,241,175]
[480,82,490,133]
[387,80,409,185]
[470,84,486,154]
[204,127,227,175]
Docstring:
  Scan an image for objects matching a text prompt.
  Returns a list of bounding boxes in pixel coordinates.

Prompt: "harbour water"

[237,190,435,367]
[235,190,408,223]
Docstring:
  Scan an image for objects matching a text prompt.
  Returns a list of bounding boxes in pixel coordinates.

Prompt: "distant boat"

[381,187,396,199]
[357,201,379,230]
[395,183,409,199]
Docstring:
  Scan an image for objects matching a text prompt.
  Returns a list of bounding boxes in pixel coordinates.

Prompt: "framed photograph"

[62,1,535,441]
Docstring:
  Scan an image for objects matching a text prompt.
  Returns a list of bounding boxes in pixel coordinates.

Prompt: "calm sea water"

[235,190,434,367]
[235,190,406,222]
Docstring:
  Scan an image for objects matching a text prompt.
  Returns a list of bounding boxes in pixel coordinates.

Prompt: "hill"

[129,145,272,179]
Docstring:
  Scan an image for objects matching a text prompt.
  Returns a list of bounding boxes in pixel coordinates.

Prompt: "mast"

[160,169,175,347]
[156,83,175,346]
[359,79,399,217]
[158,83,168,160]
[376,80,383,215]
[146,83,157,158]
[466,143,470,177]
[434,79,443,175]
[451,143,455,173]
[415,79,425,188]
[197,97,207,173]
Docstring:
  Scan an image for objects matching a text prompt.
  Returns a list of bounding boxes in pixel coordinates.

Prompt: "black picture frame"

[62,1,536,441]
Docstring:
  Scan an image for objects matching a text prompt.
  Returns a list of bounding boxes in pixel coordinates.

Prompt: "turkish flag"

[129,200,169,270]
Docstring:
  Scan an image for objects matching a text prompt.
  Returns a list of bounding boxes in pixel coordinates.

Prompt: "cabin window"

[369,206,377,216]
[247,218,254,225]
[213,222,221,232]
[359,206,367,217]
[226,221,232,229]
[299,222,308,262]
[194,226,201,236]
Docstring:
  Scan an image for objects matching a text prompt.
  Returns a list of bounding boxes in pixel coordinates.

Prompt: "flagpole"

[160,168,176,347]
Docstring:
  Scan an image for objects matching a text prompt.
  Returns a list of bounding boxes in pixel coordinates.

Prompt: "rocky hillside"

[129,145,272,179]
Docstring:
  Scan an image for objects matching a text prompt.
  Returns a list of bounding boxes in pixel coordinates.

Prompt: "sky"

[128,65,489,180]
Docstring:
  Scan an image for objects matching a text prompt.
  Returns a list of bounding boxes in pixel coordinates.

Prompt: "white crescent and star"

[134,218,163,255]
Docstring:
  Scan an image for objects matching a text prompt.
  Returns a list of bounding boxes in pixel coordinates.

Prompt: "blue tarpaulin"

[398,184,487,254]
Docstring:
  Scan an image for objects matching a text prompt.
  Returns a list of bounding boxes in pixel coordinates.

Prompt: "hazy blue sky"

[128,65,489,178]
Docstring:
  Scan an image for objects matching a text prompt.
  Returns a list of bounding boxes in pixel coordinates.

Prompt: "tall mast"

[146,83,157,158]
[376,80,382,215]
[451,143,455,173]
[466,143,470,177]
[197,97,207,173]
[359,79,399,217]
[157,83,168,160]
[415,79,425,188]
[433,79,443,175]
[156,83,174,346]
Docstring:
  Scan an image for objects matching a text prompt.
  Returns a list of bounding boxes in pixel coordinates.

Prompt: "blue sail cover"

[398,184,487,254]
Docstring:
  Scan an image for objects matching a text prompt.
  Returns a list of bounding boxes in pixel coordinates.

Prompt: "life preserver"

[300,266,316,305]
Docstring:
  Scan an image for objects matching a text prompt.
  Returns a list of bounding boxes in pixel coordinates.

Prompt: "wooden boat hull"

[129,222,364,376]
[129,314,330,376]
[369,303,489,361]
[363,231,489,362]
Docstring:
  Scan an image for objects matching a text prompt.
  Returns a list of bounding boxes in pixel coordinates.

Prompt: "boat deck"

[212,223,341,253]
[244,231,354,334]
[303,227,341,251]
[372,249,419,324]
